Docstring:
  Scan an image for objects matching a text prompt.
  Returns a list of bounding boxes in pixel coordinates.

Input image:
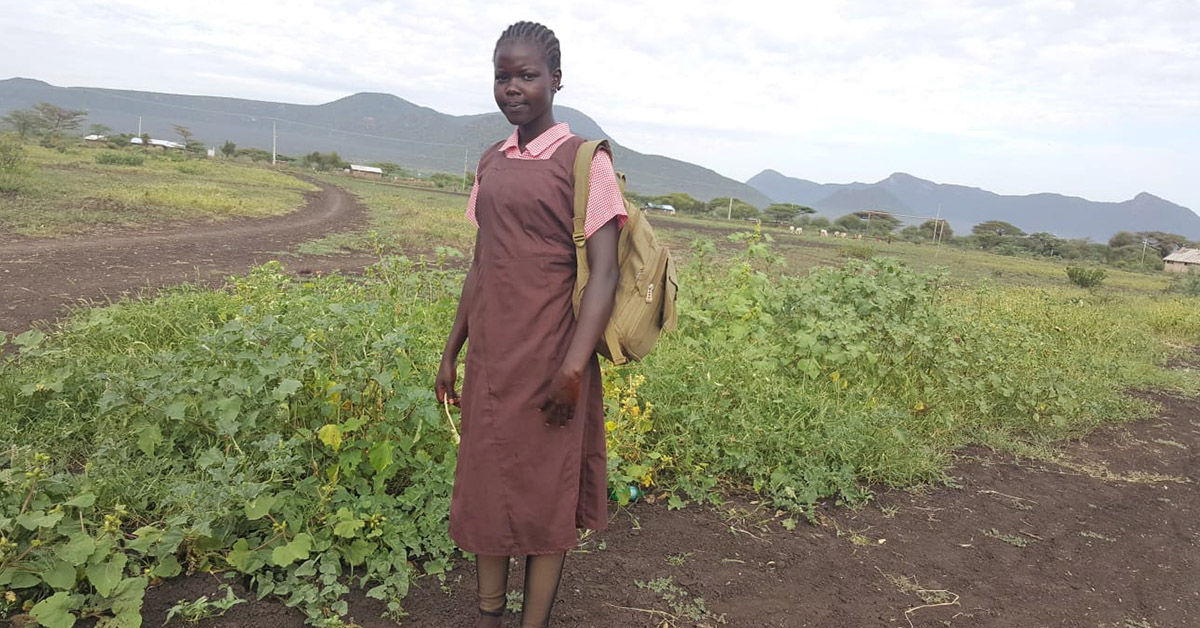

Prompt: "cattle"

[796,227,803,235]
[820,229,829,237]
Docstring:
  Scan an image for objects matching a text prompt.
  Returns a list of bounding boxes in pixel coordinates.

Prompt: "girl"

[434,21,626,628]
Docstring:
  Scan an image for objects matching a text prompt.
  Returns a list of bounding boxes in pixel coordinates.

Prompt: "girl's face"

[494,40,560,134]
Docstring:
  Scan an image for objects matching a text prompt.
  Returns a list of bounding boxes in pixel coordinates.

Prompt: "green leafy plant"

[164,585,245,624]
[1065,266,1107,288]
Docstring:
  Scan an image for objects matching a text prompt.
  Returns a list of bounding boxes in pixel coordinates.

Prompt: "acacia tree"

[88,123,112,137]
[707,196,759,220]
[765,203,815,223]
[972,220,1025,237]
[1108,231,1138,248]
[854,211,902,235]
[221,140,236,158]
[919,219,952,240]
[32,103,87,135]
[2,110,44,139]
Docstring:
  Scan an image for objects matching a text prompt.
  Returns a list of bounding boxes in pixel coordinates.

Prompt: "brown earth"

[0,179,374,340]
[3,189,1197,627]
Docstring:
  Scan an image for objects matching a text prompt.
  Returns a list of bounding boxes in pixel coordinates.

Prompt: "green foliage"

[165,585,245,623]
[840,243,876,260]
[972,220,1026,237]
[0,134,28,194]
[428,172,466,190]
[919,219,952,240]
[765,203,814,223]
[94,152,145,166]
[301,151,346,171]
[221,140,237,158]
[1167,269,1200,297]
[33,104,88,136]
[707,196,758,220]
[1065,266,1107,288]
[1,259,465,624]
[1109,231,1138,248]
[0,223,1190,625]
[853,211,902,236]
[2,109,44,140]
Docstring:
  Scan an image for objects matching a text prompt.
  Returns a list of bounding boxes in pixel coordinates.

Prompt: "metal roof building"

[1163,247,1200,273]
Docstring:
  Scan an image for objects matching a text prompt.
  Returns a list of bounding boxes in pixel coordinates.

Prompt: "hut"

[1163,248,1200,273]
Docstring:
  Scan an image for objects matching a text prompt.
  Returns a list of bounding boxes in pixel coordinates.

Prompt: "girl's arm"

[540,218,619,425]
[436,264,476,405]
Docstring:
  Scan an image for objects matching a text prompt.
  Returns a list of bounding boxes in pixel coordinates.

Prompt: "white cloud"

[1,0,1198,208]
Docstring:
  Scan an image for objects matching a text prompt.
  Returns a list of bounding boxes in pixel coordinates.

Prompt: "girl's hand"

[435,358,459,406]
[539,366,581,427]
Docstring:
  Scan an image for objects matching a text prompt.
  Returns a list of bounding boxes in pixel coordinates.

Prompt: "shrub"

[95,152,145,166]
[0,134,27,193]
[1065,266,1107,288]
[1167,269,1200,296]
[840,243,876,260]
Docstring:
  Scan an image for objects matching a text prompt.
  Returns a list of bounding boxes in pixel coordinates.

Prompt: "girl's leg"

[476,554,510,627]
[519,552,566,628]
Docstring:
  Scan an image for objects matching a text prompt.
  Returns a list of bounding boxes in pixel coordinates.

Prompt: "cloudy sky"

[3,0,1198,211]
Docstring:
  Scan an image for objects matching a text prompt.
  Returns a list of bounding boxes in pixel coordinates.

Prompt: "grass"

[0,143,316,237]
[296,173,473,257]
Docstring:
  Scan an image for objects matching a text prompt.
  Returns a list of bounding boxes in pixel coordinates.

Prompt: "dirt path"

[0,179,373,338]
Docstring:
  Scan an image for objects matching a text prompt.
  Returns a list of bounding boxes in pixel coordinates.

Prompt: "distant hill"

[0,78,771,206]
[747,170,1200,241]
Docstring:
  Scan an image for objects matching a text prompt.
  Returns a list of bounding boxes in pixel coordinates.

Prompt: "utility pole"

[934,204,944,258]
[1141,239,1149,264]
[271,121,277,165]
[462,147,469,192]
[137,116,142,136]
[727,196,733,220]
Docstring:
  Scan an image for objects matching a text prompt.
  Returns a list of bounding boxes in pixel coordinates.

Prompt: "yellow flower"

[605,420,616,433]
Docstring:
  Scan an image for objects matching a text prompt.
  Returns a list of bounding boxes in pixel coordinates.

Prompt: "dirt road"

[0,180,371,338]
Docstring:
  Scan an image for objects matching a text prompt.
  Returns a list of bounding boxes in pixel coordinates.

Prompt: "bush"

[0,134,27,193]
[95,152,145,166]
[1065,266,1107,288]
[1167,269,1200,296]
[840,243,876,260]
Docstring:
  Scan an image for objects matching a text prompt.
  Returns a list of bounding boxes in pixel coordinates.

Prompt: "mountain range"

[0,78,770,206]
[747,170,1200,241]
[2,77,1196,241]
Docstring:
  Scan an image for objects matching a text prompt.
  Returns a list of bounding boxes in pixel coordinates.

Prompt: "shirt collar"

[498,122,572,157]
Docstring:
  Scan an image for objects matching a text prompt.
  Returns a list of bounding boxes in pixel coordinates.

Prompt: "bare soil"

[0,179,374,339]
[3,189,1196,627]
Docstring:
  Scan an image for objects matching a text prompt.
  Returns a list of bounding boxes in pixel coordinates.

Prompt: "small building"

[348,164,383,179]
[645,202,676,214]
[1163,248,1200,273]
[129,137,184,150]
[83,134,107,142]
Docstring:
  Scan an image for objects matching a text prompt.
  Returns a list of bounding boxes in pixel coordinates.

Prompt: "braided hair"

[495,21,562,90]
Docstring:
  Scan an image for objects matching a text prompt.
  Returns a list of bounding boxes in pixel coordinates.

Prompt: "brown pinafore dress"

[448,135,608,556]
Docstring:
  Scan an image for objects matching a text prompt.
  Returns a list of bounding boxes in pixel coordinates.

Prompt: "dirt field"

[3,184,1197,627]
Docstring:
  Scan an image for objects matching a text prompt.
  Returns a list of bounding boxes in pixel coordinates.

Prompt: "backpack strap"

[571,140,608,315]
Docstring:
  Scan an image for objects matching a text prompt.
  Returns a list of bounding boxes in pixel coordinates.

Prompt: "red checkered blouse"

[466,123,627,238]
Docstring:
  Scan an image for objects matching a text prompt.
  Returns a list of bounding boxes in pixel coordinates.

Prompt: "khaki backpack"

[571,140,678,365]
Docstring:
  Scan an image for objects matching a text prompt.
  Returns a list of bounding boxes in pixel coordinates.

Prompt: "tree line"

[624,190,1190,271]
